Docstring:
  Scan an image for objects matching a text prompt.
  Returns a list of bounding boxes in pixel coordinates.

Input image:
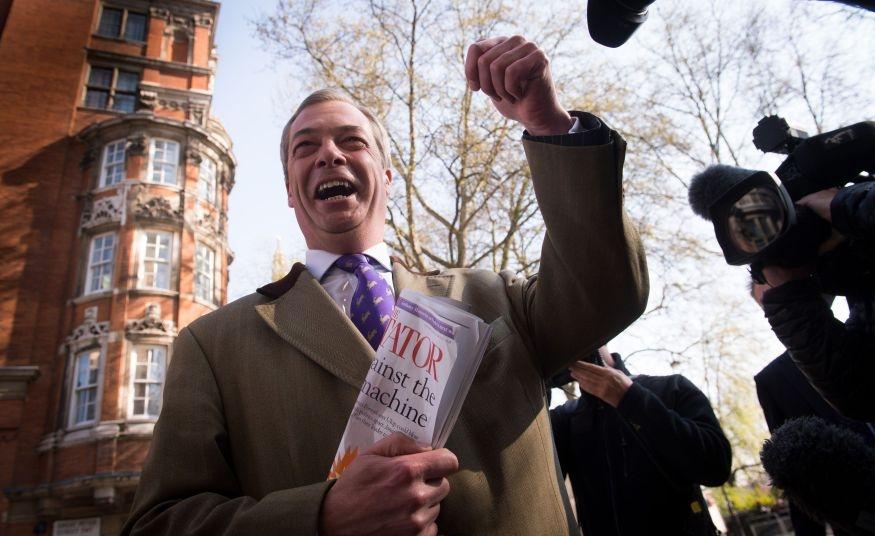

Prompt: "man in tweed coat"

[123,35,648,535]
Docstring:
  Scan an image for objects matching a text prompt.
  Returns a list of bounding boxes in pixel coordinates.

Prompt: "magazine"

[328,289,492,478]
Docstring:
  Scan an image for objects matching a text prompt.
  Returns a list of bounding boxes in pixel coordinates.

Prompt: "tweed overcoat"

[123,128,649,535]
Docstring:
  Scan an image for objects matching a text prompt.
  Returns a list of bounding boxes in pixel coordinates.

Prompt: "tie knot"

[334,254,372,274]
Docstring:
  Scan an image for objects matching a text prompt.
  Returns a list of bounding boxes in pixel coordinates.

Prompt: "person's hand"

[464,35,572,136]
[319,433,459,536]
[797,188,839,222]
[570,360,632,408]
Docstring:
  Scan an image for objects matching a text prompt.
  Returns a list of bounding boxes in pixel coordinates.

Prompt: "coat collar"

[254,260,454,389]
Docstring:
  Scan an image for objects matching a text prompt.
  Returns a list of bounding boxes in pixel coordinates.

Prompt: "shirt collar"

[305,243,393,281]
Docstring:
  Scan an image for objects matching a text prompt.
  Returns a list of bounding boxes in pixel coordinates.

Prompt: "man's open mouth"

[315,179,357,201]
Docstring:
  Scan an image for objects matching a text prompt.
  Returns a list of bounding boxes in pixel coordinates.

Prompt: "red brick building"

[0,1,235,533]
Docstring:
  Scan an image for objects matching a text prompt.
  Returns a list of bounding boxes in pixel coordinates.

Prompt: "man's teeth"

[318,180,351,193]
[316,179,355,200]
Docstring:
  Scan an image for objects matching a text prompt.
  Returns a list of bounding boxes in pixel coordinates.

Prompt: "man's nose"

[316,140,346,168]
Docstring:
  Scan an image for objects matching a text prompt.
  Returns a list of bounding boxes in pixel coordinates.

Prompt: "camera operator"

[550,346,731,535]
[689,116,874,421]
[753,277,875,536]
[757,181,875,421]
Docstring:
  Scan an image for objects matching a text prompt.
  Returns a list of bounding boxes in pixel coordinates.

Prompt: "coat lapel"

[255,265,374,389]
[254,260,458,389]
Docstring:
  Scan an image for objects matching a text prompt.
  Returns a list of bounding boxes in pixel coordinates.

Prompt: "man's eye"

[293,142,316,156]
[342,137,367,148]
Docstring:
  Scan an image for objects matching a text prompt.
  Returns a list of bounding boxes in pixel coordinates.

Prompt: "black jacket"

[755,352,875,536]
[762,182,875,421]
[550,373,732,536]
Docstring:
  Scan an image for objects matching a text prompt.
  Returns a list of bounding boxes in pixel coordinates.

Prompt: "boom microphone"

[761,416,875,535]
[688,164,759,220]
[587,0,656,48]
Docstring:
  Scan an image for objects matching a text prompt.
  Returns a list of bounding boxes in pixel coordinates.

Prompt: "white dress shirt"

[305,243,394,317]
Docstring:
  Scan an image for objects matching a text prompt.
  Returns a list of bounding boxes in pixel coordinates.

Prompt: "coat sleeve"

[121,328,334,535]
[830,181,875,242]
[507,113,649,378]
[762,278,875,421]
[615,376,732,487]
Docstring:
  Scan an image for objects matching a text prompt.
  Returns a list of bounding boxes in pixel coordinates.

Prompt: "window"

[130,346,167,418]
[148,139,179,185]
[84,66,139,113]
[170,28,189,63]
[85,233,116,294]
[197,158,217,204]
[195,243,215,302]
[140,231,172,289]
[100,139,126,186]
[96,6,147,42]
[71,349,101,425]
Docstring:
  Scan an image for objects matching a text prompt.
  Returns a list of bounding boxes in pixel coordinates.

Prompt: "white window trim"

[195,242,215,303]
[67,347,105,429]
[84,232,116,295]
[127,344,168,420]
[147,138,180,186]
[137,230,175,290]
[197,157,217,205]
[99,139,126,187]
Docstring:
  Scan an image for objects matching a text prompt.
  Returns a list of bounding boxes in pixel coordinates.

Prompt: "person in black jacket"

[760,182,875,421]
[550,347,732,536]
[755,351,875,536]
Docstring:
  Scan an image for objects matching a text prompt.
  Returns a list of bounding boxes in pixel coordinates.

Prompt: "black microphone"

[587,0,656,48]
[761,416,875,535]
[688,164,759,220]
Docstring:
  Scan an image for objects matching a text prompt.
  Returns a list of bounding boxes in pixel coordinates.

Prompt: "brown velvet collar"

[256,263,308,300]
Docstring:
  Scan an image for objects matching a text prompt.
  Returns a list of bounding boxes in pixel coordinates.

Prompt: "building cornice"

[77,113,236,168]
[86,47,213,76]
[0,366,40,400]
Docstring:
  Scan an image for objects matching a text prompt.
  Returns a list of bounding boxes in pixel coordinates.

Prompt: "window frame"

[68,348,103,428]
[84,232,117,295]
[197,157,217,205]
[95,5,148,42]
[195,242,216,303]
[138,230,174,290]
[83,65,140,113]
[99,139,127,187]
[147,139,180,186]
[128,344,168,419]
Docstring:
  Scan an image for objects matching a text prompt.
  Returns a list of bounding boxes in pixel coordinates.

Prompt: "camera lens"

[726,187,787,253]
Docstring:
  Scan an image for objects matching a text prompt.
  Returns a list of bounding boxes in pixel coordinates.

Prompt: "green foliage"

[715,485,779,517]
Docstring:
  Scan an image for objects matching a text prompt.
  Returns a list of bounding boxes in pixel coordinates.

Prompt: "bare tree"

[256,0,594,272]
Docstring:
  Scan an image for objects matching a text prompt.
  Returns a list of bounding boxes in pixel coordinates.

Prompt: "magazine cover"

[328,290,491,478]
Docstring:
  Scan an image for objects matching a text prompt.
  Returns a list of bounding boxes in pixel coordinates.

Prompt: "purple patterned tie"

[334,254,395,350]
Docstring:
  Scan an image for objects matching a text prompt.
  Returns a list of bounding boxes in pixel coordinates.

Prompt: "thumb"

[365,432,431,458]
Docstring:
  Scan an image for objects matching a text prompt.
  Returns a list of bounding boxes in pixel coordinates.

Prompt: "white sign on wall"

[53,517,101,536]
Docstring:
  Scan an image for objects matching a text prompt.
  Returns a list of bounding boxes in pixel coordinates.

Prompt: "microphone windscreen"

[688,165,757,219]
[761,416,875,526]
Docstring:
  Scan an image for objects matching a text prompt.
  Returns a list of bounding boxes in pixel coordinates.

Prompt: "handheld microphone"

[587,0,656,48]
[761,416,875,535]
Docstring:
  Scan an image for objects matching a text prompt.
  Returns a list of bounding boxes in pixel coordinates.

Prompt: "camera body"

[692,117,874,273]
